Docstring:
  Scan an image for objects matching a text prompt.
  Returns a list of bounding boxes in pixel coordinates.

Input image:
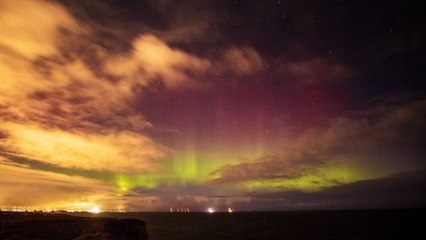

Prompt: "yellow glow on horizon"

[208,207,214,213]
[89,206,101,214]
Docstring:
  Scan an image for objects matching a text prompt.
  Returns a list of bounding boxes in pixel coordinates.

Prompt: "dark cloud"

[208,156,303,184]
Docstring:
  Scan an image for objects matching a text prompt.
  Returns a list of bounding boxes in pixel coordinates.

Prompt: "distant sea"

[71,209,425,240]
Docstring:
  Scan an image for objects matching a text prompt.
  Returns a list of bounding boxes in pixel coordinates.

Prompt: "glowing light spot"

[228,207,233,213]
[89,206,100,214]
[208,207,214,213]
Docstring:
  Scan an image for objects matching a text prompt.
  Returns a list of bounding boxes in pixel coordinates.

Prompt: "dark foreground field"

[0,212,147,240]
[1,209,425,240]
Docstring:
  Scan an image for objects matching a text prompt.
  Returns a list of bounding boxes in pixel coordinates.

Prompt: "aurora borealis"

[0,0,425,211]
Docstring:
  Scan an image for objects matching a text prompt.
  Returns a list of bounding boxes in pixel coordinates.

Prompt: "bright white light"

[208,207,214,213]
[89,206,100,214]
[228,207,233,213]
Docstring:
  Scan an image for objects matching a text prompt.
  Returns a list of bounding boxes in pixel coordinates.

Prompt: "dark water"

[72,209,425,240]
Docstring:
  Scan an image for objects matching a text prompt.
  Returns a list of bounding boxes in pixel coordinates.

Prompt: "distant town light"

[89,206,100,214]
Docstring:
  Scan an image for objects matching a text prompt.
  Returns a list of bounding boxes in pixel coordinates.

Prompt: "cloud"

[105,34,211,88]
[0,0,266,177]
[0,1,175,173]
[0,160,117,209]
[0,0,422,211]
[118,192,251,211]
[208,156,301,184]
[0,123,169,173]
[208,98,426,189]
[277,57,352,85]
[147,0,223,44]
[249,169,426,210]
[220,47,264,76]
[105,34,264,88]
[0,0,82,59]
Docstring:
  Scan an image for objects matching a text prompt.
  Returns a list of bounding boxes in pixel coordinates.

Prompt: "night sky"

[0,0,425,211]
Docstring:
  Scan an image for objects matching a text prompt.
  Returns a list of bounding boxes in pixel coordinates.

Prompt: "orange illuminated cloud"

[0,0,265,175]
[222,47,264,75]
[0,0,81,59]
[0,0,267,208]
[0,1,173,173]
[0,159,117,209]
[1,123,169,173]
[106,34,264,88]
[105,34,211,88]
